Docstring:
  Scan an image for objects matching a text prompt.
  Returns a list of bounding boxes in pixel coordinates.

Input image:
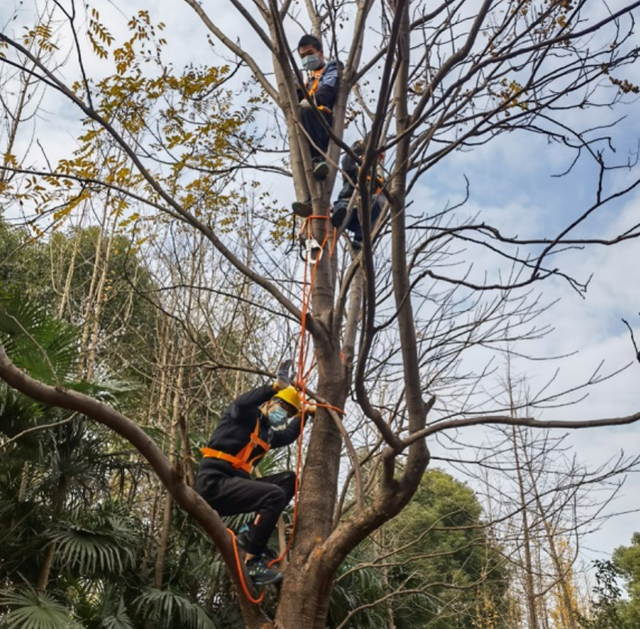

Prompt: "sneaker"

[292,200,312,217]
[312,159,329,180]
[246,557,283,586]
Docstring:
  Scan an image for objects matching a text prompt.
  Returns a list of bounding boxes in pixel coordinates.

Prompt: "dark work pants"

[333,194,383,244]
[300,107,332,161]
[196,469,296,555]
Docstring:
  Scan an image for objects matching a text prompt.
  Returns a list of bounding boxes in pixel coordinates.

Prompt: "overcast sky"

[2,0,639,568]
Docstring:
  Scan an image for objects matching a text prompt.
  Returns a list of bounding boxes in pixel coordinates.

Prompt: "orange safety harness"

[367,173,384,195]
[306,69,332,114]
[200,420,271,474]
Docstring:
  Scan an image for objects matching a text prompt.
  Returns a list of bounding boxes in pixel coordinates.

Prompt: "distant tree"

[611,533,640,629]
[578,559,626,629]
[469,362,637,629]
[376,469,510,629]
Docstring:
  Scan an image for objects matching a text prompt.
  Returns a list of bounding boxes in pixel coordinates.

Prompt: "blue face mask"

[302,54,322,72]
[268,405,289,428]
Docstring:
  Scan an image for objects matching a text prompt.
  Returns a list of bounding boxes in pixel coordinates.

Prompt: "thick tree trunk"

[275,345,348,627]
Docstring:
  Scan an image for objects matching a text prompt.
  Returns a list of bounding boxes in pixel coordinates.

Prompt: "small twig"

[621,317,640,364]
[0,414,78,451]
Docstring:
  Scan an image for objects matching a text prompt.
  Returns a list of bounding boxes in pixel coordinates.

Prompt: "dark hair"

[298,34,323,52]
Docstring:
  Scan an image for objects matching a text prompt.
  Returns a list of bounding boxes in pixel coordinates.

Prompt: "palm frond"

[134,587,218,629]
[0,290,135,403]
[0,289,79,385]
[100,596,134,629]
[51,509,139,576]
[0,585,83,629]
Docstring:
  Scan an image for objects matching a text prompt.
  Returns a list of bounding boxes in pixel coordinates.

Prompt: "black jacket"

[198,384,302,478]
[336,140,385,201]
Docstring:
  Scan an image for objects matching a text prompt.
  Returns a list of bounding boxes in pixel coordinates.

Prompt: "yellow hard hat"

[274,386,302,411]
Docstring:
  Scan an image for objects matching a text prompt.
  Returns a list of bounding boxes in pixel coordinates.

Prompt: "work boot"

[330,203,347,228]
[292,199,312,217]
[246,557,283,586]
[312,158,329,180]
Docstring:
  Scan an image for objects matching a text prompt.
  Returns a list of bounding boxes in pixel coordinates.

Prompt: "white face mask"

[302,54,322,72]
[267,405,288,428]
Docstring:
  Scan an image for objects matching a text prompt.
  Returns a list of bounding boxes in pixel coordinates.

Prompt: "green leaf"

[100,597,134,629]
[134,587,217,629]
[51,510,138,575]
[0,586,83,629]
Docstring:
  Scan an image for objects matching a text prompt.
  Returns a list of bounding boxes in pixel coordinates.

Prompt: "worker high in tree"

[195,360,314,586]
[292,34,339,218]
[330,137,386,250]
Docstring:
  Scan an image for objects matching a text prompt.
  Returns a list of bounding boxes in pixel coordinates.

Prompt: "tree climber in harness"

[195,360,313,586]
[331,138,386,249]
[292,34,340,217]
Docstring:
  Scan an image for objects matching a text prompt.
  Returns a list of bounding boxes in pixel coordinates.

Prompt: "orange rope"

[316,402,346,415]
[227,528,265,604]
[267,214,345,568]
[223,214,344,600]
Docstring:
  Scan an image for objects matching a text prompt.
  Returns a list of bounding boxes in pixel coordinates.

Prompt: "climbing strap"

[201,420,270,474]
[306,69,332,114]
[228,528,265,604]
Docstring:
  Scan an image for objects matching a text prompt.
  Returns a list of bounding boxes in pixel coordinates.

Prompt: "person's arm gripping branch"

[273,358,295,392]
[227,360,294,419]
[228,384,277,419]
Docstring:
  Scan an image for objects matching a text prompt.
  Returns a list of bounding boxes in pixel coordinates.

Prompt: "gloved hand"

[274,359,295,391]
[300,99,313,109]
[305,404,317,416]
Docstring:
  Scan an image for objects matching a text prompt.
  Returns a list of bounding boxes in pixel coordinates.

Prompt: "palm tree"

[0,289,222,629]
